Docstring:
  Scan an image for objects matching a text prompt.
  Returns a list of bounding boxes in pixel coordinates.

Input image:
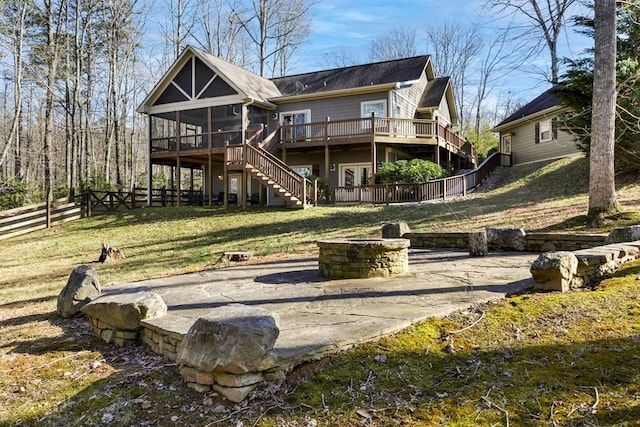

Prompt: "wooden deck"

[149,117,474,161]
[280,116,473,156]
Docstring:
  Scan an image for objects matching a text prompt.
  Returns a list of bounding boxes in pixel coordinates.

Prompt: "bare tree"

[588,0,618,218]
[161,0,195,60]
[319,47,361,69]
[425,22,482,133]
[368,27,417,62]
[0,0,32,178]
[487,0,577,84]
[233,0,313,77]
[193,0,248,65]
[472,29,529,140]
[41,0,65,202]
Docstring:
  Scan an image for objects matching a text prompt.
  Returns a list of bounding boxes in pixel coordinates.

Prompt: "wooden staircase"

[225,142,317,208]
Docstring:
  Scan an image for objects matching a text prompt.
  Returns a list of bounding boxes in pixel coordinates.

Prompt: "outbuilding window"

[535,119,557,143]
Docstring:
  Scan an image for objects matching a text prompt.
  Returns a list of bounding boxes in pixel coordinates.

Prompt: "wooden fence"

[84,187,207,214]
[0,197,84,241]
[334,152,503,205]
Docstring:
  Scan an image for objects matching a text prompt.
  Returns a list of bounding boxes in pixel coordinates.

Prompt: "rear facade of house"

[137,46,475,208]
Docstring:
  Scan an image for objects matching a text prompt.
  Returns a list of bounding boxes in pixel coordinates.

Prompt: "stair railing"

[226,142,317,206]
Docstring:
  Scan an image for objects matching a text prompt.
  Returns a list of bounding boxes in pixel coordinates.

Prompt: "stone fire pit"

[317,238,410,279]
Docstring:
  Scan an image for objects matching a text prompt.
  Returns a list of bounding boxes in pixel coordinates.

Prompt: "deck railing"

[151,130,243,153]
[280,117,468,151]
[334,152,503,204]
[226,142,317,206]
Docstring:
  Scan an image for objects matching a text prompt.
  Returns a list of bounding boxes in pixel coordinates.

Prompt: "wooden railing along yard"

[0,197,83,241]
[334,152,502,204]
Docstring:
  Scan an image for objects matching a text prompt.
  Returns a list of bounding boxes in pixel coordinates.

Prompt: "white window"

[292,165,312,177]
[339,163,372,187]
[361,100,387,118]
[539,119,552,142]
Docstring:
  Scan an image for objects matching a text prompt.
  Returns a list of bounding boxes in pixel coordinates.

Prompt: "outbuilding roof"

[493,88,562,130]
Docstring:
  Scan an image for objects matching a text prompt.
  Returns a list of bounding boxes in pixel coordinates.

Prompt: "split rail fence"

[0,197,83,241]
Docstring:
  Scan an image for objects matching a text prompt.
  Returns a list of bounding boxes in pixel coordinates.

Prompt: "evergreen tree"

[553,3,640,174]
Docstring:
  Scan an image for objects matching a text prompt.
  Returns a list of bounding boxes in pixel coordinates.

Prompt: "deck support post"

[176,157,181,207]
[223,141,228,209]
[170,166,175,206]
[208,153,213,206]
[147,116,152,207]
[371,140,377,185]
[207,106,213,206]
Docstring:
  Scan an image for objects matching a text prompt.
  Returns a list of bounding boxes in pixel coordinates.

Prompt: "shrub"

[375,159,446,184]
[0,178,28,210]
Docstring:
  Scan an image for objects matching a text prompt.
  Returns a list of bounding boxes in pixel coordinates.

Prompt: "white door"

[340,163,372,187]
[501,135,512,166]
[280,110,310,141]
[228,174,241,205]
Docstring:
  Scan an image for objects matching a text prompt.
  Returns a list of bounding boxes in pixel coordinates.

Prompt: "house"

[137,45,475,208]
[491,88,582,166]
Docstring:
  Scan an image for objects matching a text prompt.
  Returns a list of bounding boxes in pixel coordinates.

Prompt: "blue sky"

[294,0,593,108]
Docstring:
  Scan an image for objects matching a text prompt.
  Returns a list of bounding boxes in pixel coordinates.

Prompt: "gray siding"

[274,91,391,123]
[394,71,428,118]
[436,95,452,124]
[505,114,582,165]
[284,146,390,189]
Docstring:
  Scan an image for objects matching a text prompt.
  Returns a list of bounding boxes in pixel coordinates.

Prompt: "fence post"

[132,185,137,209]
[302,179,307,207]
[463,176,467,197]
[86,190,92,217]
[443,178,447,200]
[314,179,318,206]
[46,198,51,229]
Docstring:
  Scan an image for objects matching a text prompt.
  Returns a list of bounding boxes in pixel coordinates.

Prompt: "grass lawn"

[1,157,639,426]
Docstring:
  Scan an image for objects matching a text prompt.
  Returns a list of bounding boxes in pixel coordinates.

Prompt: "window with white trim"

[291,165,312,177]
[361,100,387,118]
[539,119,552,142]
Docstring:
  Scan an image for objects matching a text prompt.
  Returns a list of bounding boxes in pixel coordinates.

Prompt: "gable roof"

[270,55,433,100]
[418,77,450,109]
[137,45,281,113]
[492,88,562,131]
[194,47,282,102]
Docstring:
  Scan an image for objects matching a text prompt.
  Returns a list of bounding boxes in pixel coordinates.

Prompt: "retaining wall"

[405,231,607,252]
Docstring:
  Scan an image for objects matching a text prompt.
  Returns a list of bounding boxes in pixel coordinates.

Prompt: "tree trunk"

[588,0,618,218]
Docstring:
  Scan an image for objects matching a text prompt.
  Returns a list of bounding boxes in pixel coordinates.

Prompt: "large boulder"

[487,227,527,251]
[57,264,101,318]
[530,251,578,292]
[468,230,488,256]
[605,225,640,244]
[177,304,279,375]
[382,222,411,238]
[81,290,167,330]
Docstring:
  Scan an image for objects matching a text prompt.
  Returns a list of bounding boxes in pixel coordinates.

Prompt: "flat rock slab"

[81,290,167,330]
[107,250,536,368]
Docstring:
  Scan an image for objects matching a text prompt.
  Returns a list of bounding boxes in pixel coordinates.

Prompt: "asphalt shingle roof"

[419,77,450,109]
[271,56,430,96]
[495,88,561,128]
